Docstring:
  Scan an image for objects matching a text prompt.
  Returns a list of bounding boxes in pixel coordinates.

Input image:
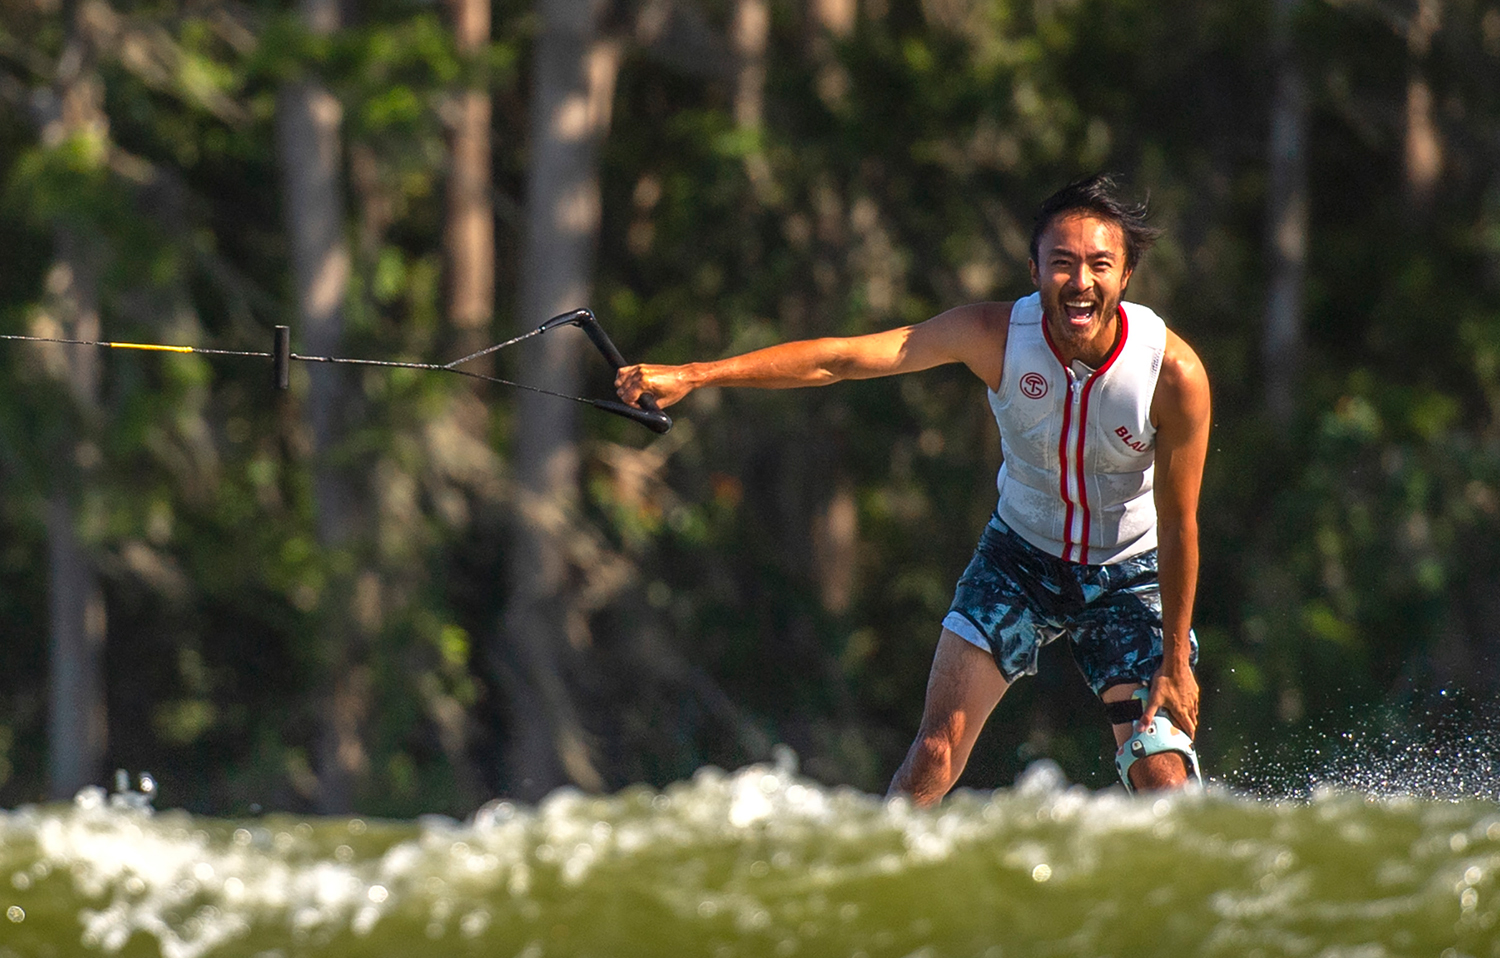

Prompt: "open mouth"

[1063,299,1096,325]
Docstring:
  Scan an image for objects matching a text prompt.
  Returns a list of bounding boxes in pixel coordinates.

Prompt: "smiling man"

[615,175,1211,799]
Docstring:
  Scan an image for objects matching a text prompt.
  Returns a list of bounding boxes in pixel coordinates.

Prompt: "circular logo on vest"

[1020,372,1049,399]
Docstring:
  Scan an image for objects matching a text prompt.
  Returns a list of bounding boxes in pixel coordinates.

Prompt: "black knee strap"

[1104,696,1145,725]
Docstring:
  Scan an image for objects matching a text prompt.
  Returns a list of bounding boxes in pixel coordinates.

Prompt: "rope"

[0,331,600,408]
[0,332,272,358]
[0,312,671,434]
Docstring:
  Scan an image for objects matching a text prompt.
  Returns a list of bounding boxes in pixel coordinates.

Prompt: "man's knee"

[890,727,962,805]
[910,726,959,775]
[1126,751,1189,791]
[1111,689,1203,793]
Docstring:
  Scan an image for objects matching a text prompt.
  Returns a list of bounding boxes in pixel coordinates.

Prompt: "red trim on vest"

[1041,306,1130,562]
[1057,379,1076,557]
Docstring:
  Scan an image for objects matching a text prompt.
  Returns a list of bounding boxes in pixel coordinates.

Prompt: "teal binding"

[1114,687,1204,793]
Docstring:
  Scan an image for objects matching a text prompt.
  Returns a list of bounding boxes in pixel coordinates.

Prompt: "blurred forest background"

[0,0,1498,817]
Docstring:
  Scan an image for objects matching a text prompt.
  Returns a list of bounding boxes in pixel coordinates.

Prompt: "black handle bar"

[539,309,673,434]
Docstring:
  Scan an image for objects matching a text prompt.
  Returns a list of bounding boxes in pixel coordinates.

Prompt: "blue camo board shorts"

[941,515,1197,695]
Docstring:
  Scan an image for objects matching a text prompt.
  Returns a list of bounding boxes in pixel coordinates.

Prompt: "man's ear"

[1029,259,1039,288]
[1121,266,1134,291]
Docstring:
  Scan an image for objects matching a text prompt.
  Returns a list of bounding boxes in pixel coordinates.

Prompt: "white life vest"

[990,292,1166,564]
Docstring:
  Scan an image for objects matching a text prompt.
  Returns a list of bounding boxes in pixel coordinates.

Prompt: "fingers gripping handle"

[562,309,673,434]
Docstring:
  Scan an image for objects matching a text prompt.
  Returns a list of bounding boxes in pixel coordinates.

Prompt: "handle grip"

[565,309,672,434]
[591,400,674,434]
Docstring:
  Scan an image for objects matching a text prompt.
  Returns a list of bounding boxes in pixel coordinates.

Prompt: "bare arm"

[1143,329,1211,738]
[615,302,1011,409]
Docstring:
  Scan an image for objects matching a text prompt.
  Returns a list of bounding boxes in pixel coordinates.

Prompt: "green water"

[1,760,1497,958]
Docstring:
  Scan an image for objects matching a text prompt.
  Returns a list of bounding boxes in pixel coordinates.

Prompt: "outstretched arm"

[1143,329,1211,739]
[615,302,1010,409]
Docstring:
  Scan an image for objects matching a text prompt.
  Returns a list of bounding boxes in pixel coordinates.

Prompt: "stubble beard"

[1044,287,1123,361]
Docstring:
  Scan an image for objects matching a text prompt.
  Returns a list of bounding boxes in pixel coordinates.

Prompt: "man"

[615,175,1211,799]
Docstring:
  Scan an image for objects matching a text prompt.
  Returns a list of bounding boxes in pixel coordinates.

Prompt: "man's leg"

[1101,683,1188,791]
[888,629,1009,806]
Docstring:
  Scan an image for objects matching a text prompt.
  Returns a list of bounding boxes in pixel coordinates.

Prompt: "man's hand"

[1141,664,1199,739]
[615,364,694,409]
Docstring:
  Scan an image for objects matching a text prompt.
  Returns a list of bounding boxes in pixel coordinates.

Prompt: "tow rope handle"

[537,309,673,434]
[271,310,672,435]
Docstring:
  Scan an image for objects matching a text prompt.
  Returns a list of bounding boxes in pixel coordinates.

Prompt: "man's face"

[1029,213,1133,362]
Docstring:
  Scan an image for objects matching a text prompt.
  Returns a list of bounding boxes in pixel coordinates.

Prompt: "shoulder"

[929,299,1014,335]
[1160,328,1208,395]
[932,300,1013,390]
[912,299,1014,350]
[1152,328,1210,427]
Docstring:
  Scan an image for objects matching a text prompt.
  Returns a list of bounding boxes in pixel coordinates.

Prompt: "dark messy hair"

[1029,173,1162,271]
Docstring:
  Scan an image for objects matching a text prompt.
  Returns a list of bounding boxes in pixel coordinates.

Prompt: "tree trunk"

[41,18,109,801]
[276,0,366,813]
[1404,0,1443,212]
[734,0,776,199]
[496,0,621,801]
[425,0,495,806]
[1263,0,1308,426]
[44,231,108,800]
[811,0,855,35]
[733,0,769,129]
[445,0,496,364]
[807,0,855,107]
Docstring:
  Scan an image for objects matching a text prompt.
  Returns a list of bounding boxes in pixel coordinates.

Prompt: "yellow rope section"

[105,342,195,353]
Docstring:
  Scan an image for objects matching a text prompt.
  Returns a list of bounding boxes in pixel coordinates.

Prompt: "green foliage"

[1,0,1499,812]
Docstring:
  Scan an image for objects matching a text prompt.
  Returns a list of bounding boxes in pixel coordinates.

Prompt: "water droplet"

[1032,863,1052,882]
[459,909,490,938]
[368,884,389,903]
[6,906,23,923]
